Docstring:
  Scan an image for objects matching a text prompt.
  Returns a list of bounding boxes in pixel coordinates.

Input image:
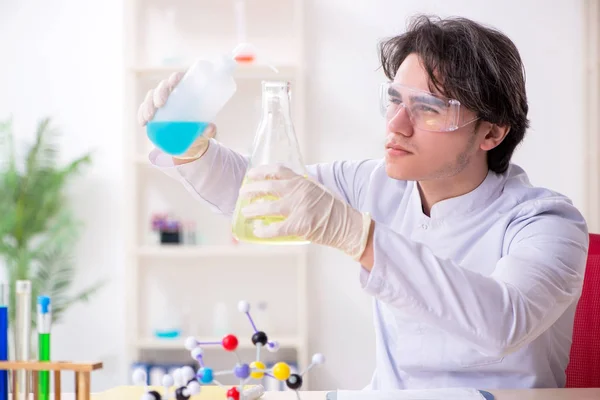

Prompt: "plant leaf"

[0,117,106,327]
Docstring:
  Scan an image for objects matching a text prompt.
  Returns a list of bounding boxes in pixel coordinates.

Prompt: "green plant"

[0,116,105,329]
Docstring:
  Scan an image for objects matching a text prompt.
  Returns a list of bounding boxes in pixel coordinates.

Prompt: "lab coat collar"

[410,168,505,220]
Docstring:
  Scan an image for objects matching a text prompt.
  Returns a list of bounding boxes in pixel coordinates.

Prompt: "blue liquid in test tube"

[0,283,8,400]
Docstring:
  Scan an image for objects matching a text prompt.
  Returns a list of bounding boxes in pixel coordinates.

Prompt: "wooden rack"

[0,360,103,400]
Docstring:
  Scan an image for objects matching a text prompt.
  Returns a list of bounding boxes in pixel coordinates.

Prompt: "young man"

[138,15,589,390]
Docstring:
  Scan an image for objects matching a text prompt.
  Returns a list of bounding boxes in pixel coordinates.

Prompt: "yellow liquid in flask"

[231,180,309,245]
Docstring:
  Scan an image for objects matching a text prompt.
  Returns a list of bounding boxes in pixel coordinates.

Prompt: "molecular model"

[132,300,325,400]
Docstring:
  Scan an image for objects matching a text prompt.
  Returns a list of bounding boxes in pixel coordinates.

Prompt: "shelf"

[137,245,306,258]
[124,0,309,383]
[129,63,298,80]
[136,335,303,350]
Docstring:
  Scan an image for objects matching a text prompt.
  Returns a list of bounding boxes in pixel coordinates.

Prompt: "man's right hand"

[137,71,217,163]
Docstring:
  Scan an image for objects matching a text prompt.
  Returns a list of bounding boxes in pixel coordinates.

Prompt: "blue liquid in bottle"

[147,121,210,155]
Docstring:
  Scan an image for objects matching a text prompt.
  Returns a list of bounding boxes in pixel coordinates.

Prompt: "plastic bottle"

[231,80,309,245]
[146,55,237,156]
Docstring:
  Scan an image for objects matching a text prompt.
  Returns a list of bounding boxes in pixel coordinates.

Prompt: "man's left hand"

[239,164,372,260]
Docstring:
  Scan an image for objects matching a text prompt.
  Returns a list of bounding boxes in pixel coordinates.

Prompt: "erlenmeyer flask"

[231,81,309,245]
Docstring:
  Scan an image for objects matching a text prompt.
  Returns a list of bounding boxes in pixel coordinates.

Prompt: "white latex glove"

[137,71,216,160]
[239,164,372,260]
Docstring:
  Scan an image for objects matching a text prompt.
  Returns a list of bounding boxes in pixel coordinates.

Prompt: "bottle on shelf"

[149,279,182,340]
[233,0,255,63]
[183,220,198,245]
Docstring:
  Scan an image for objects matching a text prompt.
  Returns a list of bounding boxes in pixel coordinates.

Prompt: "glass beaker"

[231,81,309,245]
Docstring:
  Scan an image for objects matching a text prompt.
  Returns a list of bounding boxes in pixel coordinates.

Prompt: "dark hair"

[378,15,529,174]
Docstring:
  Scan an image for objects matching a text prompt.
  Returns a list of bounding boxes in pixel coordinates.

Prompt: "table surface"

[297,389,598,400]
[287,389,600,400]
[99,387,600,400]
[10,388,600,400]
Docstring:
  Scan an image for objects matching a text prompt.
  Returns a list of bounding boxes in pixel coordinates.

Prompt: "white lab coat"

[149,139,589,390]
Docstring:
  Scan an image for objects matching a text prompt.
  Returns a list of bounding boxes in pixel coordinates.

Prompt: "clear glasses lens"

[380,83,461,132]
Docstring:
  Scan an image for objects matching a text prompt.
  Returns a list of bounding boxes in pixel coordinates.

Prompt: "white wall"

[0,0,587,393]
[0,0,125,392]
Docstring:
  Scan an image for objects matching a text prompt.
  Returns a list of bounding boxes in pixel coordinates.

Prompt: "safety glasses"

[379,82,479,132]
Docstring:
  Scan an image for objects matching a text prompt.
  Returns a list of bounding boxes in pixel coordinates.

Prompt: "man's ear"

[480,124,510,151]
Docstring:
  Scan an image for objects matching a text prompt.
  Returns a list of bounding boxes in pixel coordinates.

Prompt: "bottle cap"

[37,296,51,314]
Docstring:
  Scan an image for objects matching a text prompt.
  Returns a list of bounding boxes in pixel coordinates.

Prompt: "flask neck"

[249,80,306,176]
[261,81,292,116]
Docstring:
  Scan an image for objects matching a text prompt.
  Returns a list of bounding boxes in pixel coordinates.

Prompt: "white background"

[0,0,588,392]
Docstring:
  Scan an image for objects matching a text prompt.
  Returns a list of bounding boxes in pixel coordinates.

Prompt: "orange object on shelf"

[234,54,256,63]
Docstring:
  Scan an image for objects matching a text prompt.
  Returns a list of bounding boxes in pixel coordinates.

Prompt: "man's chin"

[385,161,422,181]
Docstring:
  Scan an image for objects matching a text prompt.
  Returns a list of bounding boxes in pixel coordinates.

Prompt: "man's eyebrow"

[387,87,401,97]
[409,94,446,107]
[387,87,446,107]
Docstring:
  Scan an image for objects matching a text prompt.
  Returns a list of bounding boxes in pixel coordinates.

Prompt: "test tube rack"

[0,360,103,400]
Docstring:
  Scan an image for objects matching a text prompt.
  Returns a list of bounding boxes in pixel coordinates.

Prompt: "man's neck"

[417,163,490,217]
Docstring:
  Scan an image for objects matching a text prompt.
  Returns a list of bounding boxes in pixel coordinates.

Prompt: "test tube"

[0,283,8,400]
[37,296,51,400]
[14,281,31,400]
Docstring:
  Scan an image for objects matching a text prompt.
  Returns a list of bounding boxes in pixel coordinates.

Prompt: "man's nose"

[387,104,414,137]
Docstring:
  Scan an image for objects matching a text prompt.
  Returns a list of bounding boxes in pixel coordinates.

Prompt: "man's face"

[383,53,486,181]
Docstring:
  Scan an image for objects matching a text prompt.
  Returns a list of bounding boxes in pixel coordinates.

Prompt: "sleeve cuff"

[148,139,219,181]
[148,148,175,168]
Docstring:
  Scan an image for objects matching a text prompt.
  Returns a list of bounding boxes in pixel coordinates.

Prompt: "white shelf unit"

[136,335,303,351]
[137,244,306,258]
[123,0,310,388]
[128,64,298,79]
